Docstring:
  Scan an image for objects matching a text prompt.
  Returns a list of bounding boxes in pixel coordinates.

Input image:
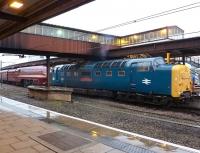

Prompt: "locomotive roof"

[125,57,164,66]
[53,57,164,70]
[86,57,164,68]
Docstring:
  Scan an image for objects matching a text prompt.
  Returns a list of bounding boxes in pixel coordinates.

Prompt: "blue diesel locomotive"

[51,57,192,103]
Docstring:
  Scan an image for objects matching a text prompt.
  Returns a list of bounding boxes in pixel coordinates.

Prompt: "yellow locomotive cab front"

[171,65,192,98]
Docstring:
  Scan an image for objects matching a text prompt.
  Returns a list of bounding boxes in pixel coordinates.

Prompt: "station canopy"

[0,0,93,40]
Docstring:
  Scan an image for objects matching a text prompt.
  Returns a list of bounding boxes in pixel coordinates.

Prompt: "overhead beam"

[46,55,50,88]
[0,0,93,39]
[0,46,102,60]
[0,11,27,22]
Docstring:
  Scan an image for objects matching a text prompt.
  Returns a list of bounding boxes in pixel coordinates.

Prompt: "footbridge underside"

[108,37,200,58]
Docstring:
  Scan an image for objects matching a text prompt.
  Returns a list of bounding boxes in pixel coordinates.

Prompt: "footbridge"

[0,23,119,58]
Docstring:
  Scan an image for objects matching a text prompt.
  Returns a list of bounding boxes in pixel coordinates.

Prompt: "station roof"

[0,0,93,40]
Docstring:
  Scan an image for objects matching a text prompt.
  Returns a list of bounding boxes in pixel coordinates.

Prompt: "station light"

[121,38,128,45]
[117,39,121,45]
[133,35,138,39]
[56,30,63,36]
[9,0,24,9]
[91,35,97,40]
[121,39,126,45]
[161,29,167,35]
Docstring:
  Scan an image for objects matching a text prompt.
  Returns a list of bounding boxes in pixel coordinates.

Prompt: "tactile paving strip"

[99,137,156,153]
[38,131,90,151]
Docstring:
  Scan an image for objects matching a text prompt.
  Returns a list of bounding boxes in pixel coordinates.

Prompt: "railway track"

[73,96,200,129]
[172,106,200,116]
[1,83,200,126]
[73,88,200,111]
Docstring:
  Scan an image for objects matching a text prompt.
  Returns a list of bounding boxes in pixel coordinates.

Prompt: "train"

[0,66,47,86]
[0,57,194,104]
[51,57,193,104]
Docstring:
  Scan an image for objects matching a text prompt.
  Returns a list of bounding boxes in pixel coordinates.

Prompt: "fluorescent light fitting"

[9,1,24,9]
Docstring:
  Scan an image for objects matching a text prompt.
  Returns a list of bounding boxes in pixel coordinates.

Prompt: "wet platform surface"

[0,96,199,153]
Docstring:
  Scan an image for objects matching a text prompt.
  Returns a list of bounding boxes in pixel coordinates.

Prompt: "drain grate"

[100,137,156,153]
[38,131,90,151]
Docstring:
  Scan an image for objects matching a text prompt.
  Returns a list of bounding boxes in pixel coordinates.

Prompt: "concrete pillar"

[46,56,50,88]
[182,55,185,65]
[166,52,170,64]
[0,60,2,88]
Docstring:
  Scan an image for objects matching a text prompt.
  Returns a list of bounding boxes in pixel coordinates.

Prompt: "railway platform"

[0,96,199,153]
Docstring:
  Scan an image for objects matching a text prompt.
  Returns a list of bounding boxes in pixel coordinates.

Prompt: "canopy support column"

[46,56,50,88]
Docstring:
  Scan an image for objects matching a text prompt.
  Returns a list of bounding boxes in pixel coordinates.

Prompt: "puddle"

[0,96,199,153]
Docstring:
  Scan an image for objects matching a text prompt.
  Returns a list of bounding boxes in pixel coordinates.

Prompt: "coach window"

[137,62,150,72]
[118,71,125,77]
[106,71,112,77]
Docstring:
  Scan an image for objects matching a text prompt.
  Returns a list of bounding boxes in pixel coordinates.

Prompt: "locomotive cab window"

[137,62,151,72]
[153,58,165,68]
[106,71,112,76]
[118,71,125,76]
